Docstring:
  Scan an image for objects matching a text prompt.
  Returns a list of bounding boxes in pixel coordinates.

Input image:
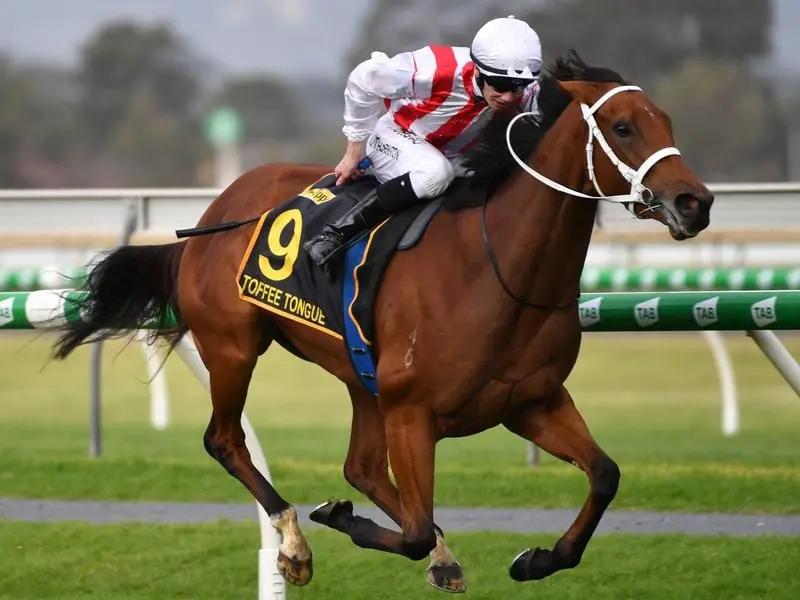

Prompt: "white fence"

[1,182,799,267]
[0,181,799,233]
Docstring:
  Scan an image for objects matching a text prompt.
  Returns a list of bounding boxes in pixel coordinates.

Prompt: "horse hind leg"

[310,385,466,593]
[193,322,313,587]
[502,384,620,582]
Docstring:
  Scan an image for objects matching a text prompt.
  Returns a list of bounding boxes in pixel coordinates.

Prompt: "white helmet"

[470,16,542,81]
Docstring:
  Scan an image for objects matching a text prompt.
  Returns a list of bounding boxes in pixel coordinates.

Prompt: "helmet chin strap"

[505,85,681,213]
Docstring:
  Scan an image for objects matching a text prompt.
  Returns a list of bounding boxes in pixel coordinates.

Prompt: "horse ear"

[557,80,594,104]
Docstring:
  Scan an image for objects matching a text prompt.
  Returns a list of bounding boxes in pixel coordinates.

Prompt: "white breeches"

[365,118,461,199]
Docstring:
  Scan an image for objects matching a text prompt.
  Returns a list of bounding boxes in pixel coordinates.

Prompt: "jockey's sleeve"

[519,80,541,116]
[342,50,418,142]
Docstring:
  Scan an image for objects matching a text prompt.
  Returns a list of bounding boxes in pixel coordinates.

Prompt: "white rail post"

[747,330,800,397]
[701,330,740,436]
[173,335,285,600]
[134,331,170,430]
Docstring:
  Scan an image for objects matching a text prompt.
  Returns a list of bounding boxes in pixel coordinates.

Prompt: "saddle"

[236,174,450,394]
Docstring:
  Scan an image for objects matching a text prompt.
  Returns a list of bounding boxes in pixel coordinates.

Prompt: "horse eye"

[613,122,632,138]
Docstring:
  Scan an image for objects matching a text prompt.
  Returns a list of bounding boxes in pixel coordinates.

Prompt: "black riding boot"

[304,173,417,270]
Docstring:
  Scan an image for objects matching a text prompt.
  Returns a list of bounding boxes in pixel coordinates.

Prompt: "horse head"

[555,78,714,240]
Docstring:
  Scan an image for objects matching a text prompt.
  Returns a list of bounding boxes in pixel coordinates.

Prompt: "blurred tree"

[344,0,483,72]
[110,93,207,186]
[347,0,772,87]
[509,0,771,88]
[653,57,786,181]
[345,0,781,181]
[209,75,302,141]
[76,20,208,185]
[23,66,79,167]
[0,55,90,188]
[0,56,37,186]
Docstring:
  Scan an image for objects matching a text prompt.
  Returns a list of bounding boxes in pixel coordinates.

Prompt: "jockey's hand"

[335,140,369,185]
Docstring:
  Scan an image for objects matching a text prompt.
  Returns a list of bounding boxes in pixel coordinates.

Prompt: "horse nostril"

[674,193,703,217]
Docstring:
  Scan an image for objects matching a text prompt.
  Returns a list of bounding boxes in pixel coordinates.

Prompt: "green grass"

[2,423,799,513]
[0,522,797,600]
[0,332,798,513]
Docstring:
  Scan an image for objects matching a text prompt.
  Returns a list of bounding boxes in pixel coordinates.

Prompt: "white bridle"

[505,85,681,212]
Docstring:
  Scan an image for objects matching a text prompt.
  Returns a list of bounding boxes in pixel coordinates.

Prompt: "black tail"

[53,243,188,360]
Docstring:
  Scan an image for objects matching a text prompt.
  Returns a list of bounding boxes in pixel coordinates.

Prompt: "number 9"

[258,208,302,281]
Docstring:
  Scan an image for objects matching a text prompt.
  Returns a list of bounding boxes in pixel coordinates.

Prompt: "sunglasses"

[483,75,532,93]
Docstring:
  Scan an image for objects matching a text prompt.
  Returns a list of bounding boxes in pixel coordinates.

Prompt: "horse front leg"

[310,385,465,593]
[313,402,438,565]
[503,384,620,582]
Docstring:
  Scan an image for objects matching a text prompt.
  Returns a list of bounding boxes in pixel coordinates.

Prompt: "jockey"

[304,15,543,271]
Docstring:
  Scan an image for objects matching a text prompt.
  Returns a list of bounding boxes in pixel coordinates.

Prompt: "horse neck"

[486,116,598,308]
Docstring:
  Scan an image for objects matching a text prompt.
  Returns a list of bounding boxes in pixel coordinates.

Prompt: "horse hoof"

[426,563,466,593]
[509,547,559,582]
[277,550,313,586]
[309,499,354,533]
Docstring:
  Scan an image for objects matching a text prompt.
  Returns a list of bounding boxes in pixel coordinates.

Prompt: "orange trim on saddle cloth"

[236,210,271,281]
[235,209,343,341]
[347,216,391,346]
[308,172,335,188]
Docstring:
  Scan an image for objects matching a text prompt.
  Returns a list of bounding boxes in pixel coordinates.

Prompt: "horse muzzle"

[654,189,714,240]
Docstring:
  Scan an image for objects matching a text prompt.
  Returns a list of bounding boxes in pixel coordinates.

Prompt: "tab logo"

[611,268,629,290]
[728,269,746,289]
[787,269,800,289]
[634,297,660,328]
[580,268,600,290]
[698,269,716,290]
[639,268,658,290]
[693,296,719,327]
[668,269,687,290]
[751,296,777,328]
[0,298,12,328]
[579,297,603,328]
[756,269,775,290]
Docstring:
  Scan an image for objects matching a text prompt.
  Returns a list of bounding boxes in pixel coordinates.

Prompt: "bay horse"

[52,51,712,593]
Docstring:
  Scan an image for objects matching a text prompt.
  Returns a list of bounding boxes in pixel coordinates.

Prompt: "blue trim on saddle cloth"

[342,237,378,395]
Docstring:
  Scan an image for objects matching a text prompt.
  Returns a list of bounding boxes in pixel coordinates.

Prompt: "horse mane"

[444,49,628,210]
